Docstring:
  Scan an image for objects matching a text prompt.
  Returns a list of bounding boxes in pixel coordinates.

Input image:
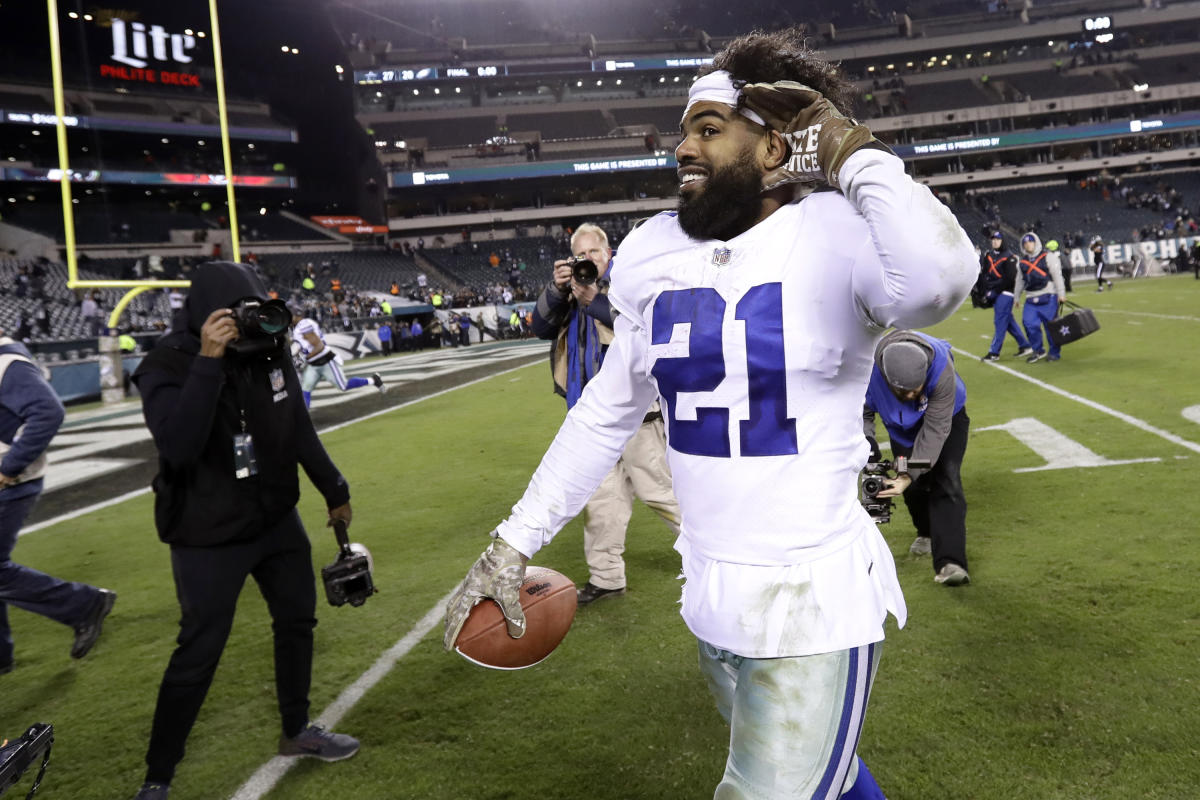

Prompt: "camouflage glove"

[741,80,885,191]
[443,536,527,650]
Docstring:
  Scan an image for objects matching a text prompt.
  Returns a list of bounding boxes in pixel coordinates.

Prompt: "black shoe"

[576,582,626,606]
[133,782,169,800]
[0,660,12,676]
[71,588,116,659]
[371,372,387,394]
[981,353,1000,362]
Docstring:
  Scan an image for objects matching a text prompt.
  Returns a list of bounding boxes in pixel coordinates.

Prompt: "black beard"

[676,150,764,242]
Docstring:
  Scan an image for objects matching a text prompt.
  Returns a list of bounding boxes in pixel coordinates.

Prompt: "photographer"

[130,263,358,800]
[863,330,970,587]
[531,223,680,605]
[2,331,115,676]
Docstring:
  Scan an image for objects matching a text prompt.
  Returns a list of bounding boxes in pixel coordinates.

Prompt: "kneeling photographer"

[130,262,359,800]
[863,330,971,587]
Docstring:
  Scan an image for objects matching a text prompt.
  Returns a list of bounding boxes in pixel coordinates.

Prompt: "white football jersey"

[496,150,977,657]
[292,318,324,357]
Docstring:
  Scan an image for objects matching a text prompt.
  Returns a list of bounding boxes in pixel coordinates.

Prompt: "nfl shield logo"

[712,247,732,266]
[269,368,286,392]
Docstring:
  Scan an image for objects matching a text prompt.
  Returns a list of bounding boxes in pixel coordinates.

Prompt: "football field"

[3,274,1198,800]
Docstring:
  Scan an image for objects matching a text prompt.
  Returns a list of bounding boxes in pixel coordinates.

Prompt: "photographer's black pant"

[145,509,316,785]
[894,409,969,573]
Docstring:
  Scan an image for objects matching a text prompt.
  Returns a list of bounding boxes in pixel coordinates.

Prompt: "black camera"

[321,520,377,607]
[860,456,930,524]
[231,298,291,338]
[227,298,291,358]
[567,256,599,286]
[1,723,53,798]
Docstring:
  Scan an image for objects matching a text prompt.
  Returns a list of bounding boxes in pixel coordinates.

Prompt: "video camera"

[566,256,599,286]
[321,519,377,607]
[0,723,53,798]
[860,456,930,525]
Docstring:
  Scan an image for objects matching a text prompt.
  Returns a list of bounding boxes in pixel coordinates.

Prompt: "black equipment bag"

[1048,300,1100,346]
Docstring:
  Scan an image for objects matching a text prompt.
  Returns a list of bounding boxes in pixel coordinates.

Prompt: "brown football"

[454,566,578,670]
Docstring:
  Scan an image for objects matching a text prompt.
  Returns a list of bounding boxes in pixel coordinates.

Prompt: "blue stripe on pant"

[1022,295,1061,357]
[700,640,883,799]
[989,294,1030,355]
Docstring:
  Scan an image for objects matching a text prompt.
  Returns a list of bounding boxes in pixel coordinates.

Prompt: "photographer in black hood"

[130,263,358,800]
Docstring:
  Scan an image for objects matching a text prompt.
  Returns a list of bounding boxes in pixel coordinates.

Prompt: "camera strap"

[332,519,352,557]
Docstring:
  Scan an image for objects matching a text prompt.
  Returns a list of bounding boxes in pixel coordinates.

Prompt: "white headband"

[683,70,766,127]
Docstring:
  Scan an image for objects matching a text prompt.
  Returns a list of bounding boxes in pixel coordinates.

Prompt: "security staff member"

[130,263,358,800]
[1,331,115,675]
[979,231,1032,361]
[531,223,681,605]
[864,330,971,587]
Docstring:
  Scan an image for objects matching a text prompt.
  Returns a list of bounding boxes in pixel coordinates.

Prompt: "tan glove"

[443,536,528,650]
[741,81,884,191]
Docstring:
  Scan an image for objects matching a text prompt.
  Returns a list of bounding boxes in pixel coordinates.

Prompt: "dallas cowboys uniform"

[292,317,373,408]
[495,150,976,798]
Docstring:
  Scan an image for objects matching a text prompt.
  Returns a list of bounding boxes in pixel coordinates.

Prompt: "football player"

[445,28,976,800]
[288,303,385,408]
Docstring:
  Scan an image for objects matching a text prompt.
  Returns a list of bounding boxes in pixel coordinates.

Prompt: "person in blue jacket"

[863,330,970,586]
[1,331,116,675]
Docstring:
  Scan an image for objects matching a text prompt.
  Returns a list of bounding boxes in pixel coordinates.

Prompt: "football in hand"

[453,566,578,670]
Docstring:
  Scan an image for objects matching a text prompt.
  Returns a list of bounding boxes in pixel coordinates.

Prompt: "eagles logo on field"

[269,368,286,392]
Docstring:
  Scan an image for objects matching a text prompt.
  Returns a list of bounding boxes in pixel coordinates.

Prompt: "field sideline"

[2,274,1198,799]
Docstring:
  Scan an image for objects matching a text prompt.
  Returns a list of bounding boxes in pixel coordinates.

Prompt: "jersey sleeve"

[494,312,657,557]
[841,150,978,329]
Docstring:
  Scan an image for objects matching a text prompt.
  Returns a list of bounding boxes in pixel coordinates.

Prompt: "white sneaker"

[909,536,932,556]
[934,563,970,586]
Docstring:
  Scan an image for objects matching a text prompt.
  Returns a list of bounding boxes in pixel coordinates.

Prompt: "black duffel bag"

[1048,300,1100,346]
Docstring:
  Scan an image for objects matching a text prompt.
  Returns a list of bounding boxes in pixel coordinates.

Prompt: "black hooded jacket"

[132,262,349,546]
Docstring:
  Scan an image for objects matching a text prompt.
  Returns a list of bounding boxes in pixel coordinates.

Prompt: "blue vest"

[982,250,1011,292]
[865,333,967,448]
[1019,251,1050,292]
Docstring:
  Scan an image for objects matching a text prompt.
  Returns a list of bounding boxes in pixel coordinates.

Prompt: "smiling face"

[675,101,780,242]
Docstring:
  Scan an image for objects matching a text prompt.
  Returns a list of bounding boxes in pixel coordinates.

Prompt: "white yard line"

[1091,308,1200,322]
[952,345,1200,455]
[228,588,458,800]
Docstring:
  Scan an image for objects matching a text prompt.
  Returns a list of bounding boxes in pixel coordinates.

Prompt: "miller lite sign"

[97,15,204,89]
[110,18,196,68]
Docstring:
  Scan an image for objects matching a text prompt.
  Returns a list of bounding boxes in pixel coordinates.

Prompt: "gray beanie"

[880,341,930,391]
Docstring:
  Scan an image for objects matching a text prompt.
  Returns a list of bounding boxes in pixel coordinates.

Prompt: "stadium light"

[31,129,40,136]
[259,207,267,215]
[454,87,461,93]
[290,48,299,54]
[197,31,205,37]
[197,139,205,146]
[867,66,875,72]
[83,13,91,20]
[412,89,419,95]
[67,11,77,18]
[658,76,665,83]
[615,79,621,85]
[335,64,344,74]
[185,28,194,35]
[281,45,289,52]
[433,87,440,94]
[1048,40,1054,46]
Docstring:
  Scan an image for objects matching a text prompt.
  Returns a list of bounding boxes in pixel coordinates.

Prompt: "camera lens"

[256,300,290,335]
[571,258,598,285]
[862,477,883,495]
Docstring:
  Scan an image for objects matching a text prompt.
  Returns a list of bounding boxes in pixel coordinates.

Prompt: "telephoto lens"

[232,298,291,337]
[570,257,599,285]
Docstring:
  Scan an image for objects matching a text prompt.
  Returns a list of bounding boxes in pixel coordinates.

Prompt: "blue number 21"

[650,284,798,458]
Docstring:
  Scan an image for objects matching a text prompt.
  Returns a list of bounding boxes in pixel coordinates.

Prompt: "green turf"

[3,275,1199,799]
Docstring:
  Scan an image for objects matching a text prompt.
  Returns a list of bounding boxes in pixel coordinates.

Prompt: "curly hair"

[699,27,857,116]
